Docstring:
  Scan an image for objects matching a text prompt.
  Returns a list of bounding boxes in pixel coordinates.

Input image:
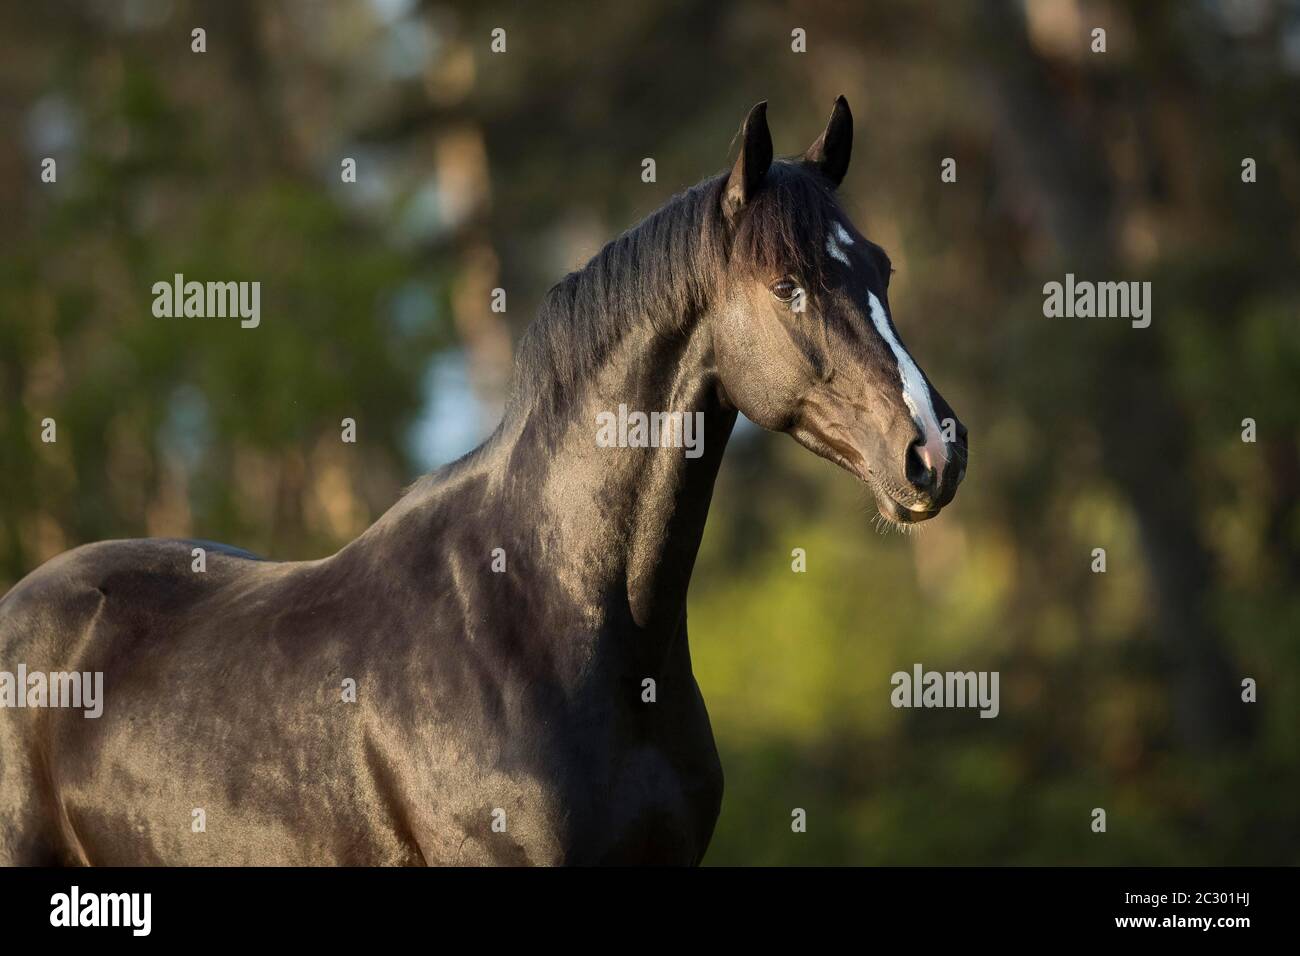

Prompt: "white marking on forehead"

[826,221,856,265]
[866,291,946,465]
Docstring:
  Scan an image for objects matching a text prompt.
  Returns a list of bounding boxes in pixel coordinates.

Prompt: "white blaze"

[866,290,946,472]
[827,221,948,484]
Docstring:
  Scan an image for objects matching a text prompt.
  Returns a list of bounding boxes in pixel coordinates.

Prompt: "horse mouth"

[799,431,945,526]
[832,450,944,525]
[874,489,941,526]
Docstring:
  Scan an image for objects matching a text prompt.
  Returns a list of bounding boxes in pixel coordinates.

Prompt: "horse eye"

[770,278,801,303]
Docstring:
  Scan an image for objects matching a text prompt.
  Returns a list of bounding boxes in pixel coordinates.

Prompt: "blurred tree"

[1,0,1296,864]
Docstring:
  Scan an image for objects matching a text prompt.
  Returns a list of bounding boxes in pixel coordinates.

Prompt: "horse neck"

[357,296,735,663]
[497,315,735,636]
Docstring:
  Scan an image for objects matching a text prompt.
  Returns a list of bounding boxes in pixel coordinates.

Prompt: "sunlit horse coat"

[0,98,965,865]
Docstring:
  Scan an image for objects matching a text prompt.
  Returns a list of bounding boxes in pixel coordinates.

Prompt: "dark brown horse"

[0,98,966,865]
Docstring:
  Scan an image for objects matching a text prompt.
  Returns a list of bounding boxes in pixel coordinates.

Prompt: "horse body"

[1,319,732,865]
[0,528,725,866]
[1,98,967,865]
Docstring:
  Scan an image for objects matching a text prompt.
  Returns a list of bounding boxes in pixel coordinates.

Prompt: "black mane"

[506,161,843,420]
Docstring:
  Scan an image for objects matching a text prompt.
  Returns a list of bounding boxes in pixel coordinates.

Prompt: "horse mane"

[506,161,842,421]
[394,161,843,498]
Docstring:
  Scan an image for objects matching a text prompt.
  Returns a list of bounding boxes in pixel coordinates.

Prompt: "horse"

[0,97,966,865]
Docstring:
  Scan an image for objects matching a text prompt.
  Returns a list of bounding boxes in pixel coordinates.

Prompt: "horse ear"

[803,95,853,187]
[723,101,773,220]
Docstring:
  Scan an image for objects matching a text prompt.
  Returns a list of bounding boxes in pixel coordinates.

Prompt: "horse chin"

[873,491,940,527]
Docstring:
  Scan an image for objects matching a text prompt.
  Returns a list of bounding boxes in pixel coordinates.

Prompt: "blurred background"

[2,0,1298,864]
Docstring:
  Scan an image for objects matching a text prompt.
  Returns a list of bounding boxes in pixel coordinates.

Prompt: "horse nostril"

[904,439,936,495]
